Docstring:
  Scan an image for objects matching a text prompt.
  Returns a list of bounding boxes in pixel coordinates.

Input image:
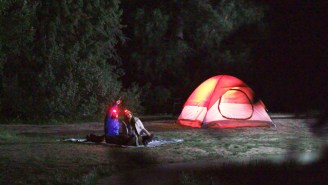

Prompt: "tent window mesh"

[218,89,253,120]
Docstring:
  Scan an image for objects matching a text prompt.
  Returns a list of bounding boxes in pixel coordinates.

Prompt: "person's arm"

[119,121,129,135]
[135,118,151,136]
[142,128,151,136]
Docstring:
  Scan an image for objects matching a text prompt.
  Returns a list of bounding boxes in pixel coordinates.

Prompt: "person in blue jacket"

[86,98,122,143]
[104,98,122,136]
[104,98,131,144]
[104,109,120,137]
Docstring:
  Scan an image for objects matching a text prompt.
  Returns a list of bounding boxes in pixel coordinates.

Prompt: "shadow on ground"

[100,147,328,185]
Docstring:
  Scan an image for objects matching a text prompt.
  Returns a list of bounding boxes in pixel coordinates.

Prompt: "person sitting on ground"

[86,98,123,143]
[104,97,122,134]
[123,110,154,146]
[86,99,154,146]
[103,98,134,145]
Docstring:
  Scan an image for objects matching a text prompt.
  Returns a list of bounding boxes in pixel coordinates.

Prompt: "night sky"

[249,1,327,113]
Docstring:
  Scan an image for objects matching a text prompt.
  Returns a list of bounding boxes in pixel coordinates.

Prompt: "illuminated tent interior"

[177,75,273,128]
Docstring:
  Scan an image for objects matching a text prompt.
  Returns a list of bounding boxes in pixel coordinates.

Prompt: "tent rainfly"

[177,75,273,128]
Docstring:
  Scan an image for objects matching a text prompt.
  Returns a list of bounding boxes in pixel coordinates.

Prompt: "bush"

[119,83,144,115]
[0,0,127,122]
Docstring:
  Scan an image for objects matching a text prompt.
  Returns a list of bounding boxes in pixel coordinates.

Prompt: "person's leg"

[125,135,138,146]
[105,136,121,144]
[141,134,154,145]
[115,135,130,145]
[137,135,144,145]
[86,134,104,143]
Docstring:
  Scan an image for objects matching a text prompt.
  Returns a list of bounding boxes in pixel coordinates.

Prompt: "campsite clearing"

[0,115,327,185]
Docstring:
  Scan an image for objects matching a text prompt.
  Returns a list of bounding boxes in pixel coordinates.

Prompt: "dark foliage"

[0,0,129,122]
[0,0,326,122]
[119,0,267,114]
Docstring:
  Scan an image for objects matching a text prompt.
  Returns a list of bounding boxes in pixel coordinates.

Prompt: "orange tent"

[177,75,273,128]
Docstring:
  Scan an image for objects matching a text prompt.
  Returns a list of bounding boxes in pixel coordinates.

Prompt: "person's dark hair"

[123,110,132,123]
[123,115,129,124]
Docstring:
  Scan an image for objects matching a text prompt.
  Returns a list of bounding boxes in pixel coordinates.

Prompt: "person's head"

[123,109,132,120]
[111,109,118,119]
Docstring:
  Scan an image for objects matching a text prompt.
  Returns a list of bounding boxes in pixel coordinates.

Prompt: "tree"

[120,0,266,114]
[0,0,126,121]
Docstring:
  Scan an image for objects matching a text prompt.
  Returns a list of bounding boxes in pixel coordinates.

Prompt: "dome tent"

[177,75,273,128]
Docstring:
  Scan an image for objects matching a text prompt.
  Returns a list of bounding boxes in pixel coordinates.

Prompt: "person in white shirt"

[123,110,154,146]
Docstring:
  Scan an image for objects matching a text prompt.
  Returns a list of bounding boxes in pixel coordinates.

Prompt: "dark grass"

[0,117,327,185]
[177,156,328,185]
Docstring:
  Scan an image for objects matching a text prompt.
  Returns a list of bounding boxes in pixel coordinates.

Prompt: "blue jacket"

[104,116,119,136]
[104,103,120,136]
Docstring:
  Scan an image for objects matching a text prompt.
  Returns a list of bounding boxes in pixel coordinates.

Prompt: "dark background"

[119,0,327,114]
[250,1,327,113]
[0,0,326,122]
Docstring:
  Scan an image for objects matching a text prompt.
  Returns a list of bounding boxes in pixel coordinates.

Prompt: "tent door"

[218,89,253,120]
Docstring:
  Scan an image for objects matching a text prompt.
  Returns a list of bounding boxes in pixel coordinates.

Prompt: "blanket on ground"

[59,137,183,148]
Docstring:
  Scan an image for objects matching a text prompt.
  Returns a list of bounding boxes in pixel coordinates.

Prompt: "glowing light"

[124,109,131,115]
[187,77,218,106]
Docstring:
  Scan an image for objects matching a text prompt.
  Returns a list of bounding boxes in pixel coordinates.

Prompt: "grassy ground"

[0,117,327,185]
